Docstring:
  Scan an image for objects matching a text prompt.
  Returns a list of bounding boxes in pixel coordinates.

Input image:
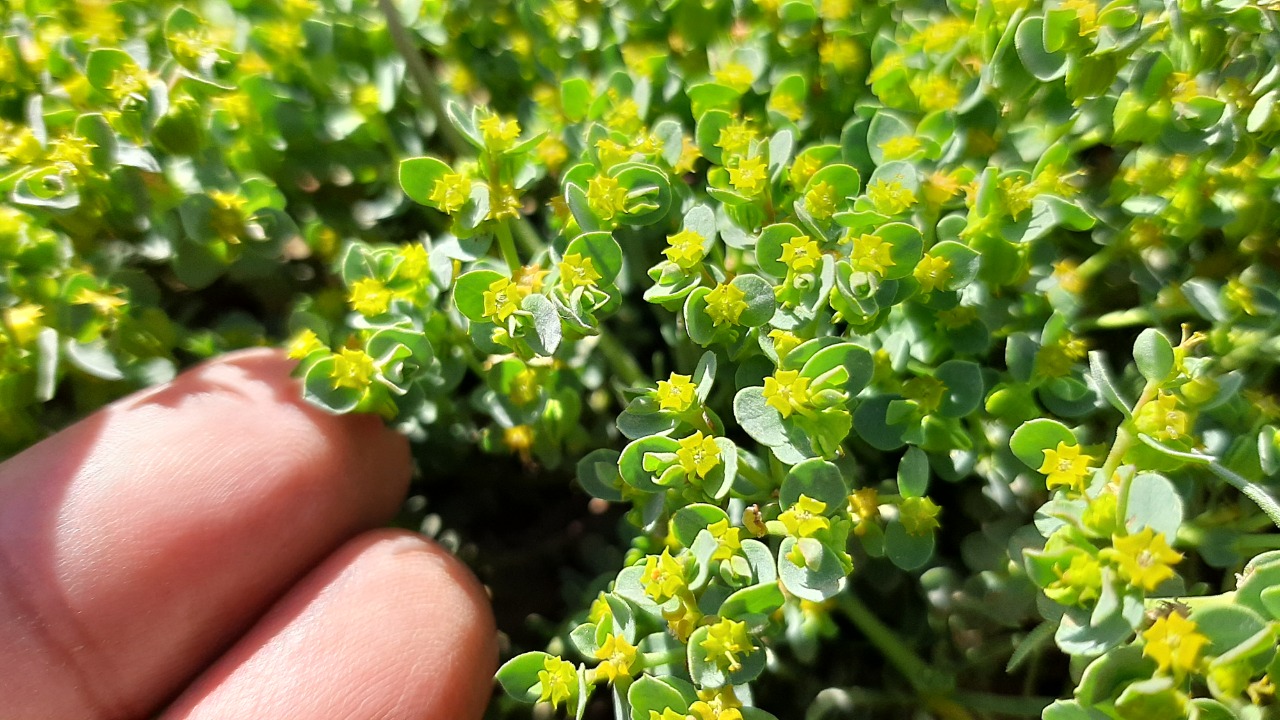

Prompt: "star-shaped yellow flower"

[1102,527,1183,592]
[1142,612,1208,677]
[1038,441,1094,493]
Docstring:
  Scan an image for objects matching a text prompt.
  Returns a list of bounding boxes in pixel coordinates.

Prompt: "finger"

[0,349,412,720]
[162,530,497,720]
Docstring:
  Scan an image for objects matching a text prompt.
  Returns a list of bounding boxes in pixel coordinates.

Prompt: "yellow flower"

[999,176,1034,219]
[716,119,757,159]
[674,136,702,175]
[330,348,376,390]
[714,62,754,93]
[880,135,922,160]
[902,376,945,415]
[700,618,755,673]
[595,138,633,168]
[768,329,803,359]
[656,373,697,412]
[728,156,768,197]
[537,135,569,173]
[1037,335,1089,377]
[1142,612,1208,677]
[1103,527,1183,592]
[1059,0,1100,36]
[1038,441,1094,493]
[1044,551,1103,607]
[428,172,470,214]
[819,36,860,72]
[71,287,127,316]
[650,710,687,720]
[348,277,393,316]
[1135,391,1192,443]
[779,494,831,538]
[899,496,941,536]
[641,548,686,602]
[866,178,917,215]
[559,253,602,290]
[3,303,44,345]
[207,190,248,241]
[593,634,637,683]
[536,656,577,708]
[804,180,839,220]
[704,283,748,326]
[819,0,854,21]
[848,488,880,534]
[910,75,960,112]
[587,174,629,220]
[769,92,805,121]
[789,153,823,189]
[1225,278,1258,316]
[478,114,521,151]
[689,689,744,720]
[923,170,963,207]
[482,277,524,322]
[847,233,896,276]
[676,431,721,479]
[662,594,701,642]
[763,369,811,418]
[780,235,822,274]
[285,328,325,360]
[664,229,707,270]
[913,253,952,292]
[707,519,742,560]
[396,243,430,282]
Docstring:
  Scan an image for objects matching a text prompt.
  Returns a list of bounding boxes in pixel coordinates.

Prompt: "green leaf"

[628,676,687,720]
[717,583,785,620]
[875,222,923,281]
[671,504,730,547]
[399,156,452,206]
[755,223,805,278]
[577,448,625,502]
[694,109,734,166]
[693,351,717,402]
[780,458,848,509]
[935,360,983,417]
[453,269,504,323]
[1088,351,1132,418]
[898,446,929,498]
[928,241,980,290]
[565,231,623,285]
[1133,328,1175,383]
[613,162,672,226]
[734,387,787,448]
[1015,16,1068,80]
[1123,472,1183,539]
[301,356,362,413]
[885,521,935,570]
[777,537,848,602]
[731,274,777,327]
[1010,418,1076,470]
[1190,605,1268,657]
[561,77,592,122]
[496,651,553,703]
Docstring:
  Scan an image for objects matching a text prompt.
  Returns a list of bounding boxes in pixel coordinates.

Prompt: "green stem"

[1102,380,1159,480]
[836,592,949,696]
[376,0,469,158]
[638,648,685,671]
[496,220,521,274]
[597,329,650,387]
[1208,463,1280,531]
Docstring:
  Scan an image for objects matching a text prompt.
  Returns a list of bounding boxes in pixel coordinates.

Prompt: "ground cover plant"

[2,0,1280,718]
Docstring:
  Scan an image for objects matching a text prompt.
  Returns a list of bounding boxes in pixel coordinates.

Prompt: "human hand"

[0,349,496,719]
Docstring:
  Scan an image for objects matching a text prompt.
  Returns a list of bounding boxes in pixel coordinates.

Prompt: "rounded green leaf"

[885,520,935,571]
[1133,328,1175,383]
[777,537,848,602]
[898,447,929,498]
[731,274,777,327]
[628,675,688,720]
[671,504,730,547]
[686,623,767,689]
[496,651,554,703]
[578,448,625,502]
[1123,472,1183,539]
[453,269,505,323]
[1010,418,1076,470]
[399,156,452,206]
[936,360,984,418]
[1015,16,1068,80]
[780,458,848,509]
[755,223,806,278]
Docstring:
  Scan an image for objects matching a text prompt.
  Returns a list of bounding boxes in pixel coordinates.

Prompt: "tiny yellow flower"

[1044,551,1103,607]
[536,656,577,708]
[780,235,822,274]
[769,92,805,122]
[285,328,325,360]
[641,548,686,602]
[913,253,952,292]
[330,348,376,390]
[999,176,1034,219]
[559,253,602,290]
[768,329,803,359]
[880,135,922,160]
[1135,391,1192,443]
[656,373,697,412]
[804,180,839,221]
[789,153,823,189]
[762,369,812,418]
[1038,441,1094,493]
[1103,527,1183,592]
[847,233,896,276]
[866,178,917,215]
[716,119,757,159]
[676,431,721,479]
[779,494,831,538]
[1142,612,1208,677]
[707,519,742,560]
[902,376,945,415]
[650,710,686,720]
[662,594,701,643]
[910,74,961,112]
[664,229,707,270]
[593,634,637,683]
[396,243,431,282]
[348,277,393,316]
[848,488,880,534]
[482,277,523,322]
[899,496,941,536]
[714,62,754,93]
[478,114,521,151]
[819,36,860,72]
[595,138,632,168]
[428,172,470,214]
[71,287,127,316]
[689,688,744,720]
[728,156,768,197]
[3,303,44,345]
[537,135,570,173]
[587,174,629,220]
[704,283,748,326]
[700,617,755,673]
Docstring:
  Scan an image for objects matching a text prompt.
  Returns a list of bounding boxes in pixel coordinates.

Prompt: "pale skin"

[0,349,496,719]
